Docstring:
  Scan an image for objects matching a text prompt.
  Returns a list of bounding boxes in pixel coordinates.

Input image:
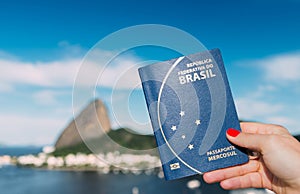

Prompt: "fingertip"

[220,180,233,190]
[227,128,240,137]
[203,173,214,184]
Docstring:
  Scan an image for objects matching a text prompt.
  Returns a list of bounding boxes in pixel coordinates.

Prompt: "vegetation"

[108,128,156,150]
[52,141,92,157]
[52,128,157,157]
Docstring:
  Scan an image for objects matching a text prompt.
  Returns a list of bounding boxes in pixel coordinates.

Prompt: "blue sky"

[0,0,299,146]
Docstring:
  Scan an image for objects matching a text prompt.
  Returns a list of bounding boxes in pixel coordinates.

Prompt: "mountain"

[55,99,111,149]
[54,100,300,157]
[53,128,157,156]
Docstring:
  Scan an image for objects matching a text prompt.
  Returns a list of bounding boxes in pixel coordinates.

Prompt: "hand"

[203,122,300,194]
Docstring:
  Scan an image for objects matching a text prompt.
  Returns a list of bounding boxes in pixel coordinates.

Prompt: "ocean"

[0,147,268,194]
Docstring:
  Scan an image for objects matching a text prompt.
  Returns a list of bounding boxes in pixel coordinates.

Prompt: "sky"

[0,0,299,146]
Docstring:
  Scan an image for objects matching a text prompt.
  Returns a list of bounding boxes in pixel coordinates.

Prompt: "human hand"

[203,122,300,194]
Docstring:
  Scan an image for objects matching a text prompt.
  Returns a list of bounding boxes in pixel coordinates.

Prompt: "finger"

[240,122,289,135]
[203,160,259,184]
[220,172,263,190]
[227,128,266,152]
[240,122,269,134]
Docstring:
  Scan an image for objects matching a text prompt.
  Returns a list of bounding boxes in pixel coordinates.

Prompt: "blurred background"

[0,0,299,194]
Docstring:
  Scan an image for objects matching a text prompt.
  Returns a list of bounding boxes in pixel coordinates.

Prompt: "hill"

[52,128,157,156]
[55,99,111,149]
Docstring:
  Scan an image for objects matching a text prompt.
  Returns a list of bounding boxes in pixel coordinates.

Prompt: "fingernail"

[227,128,240,137]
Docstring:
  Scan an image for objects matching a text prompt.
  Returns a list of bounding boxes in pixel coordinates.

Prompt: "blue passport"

[138,48,249,180]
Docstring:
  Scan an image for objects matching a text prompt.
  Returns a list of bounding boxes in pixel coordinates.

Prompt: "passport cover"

[138,48,249,180]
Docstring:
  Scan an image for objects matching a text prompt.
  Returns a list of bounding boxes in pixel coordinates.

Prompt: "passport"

[138,48,249,180]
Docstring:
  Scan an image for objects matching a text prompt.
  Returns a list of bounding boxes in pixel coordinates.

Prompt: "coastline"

[1,152,163,177]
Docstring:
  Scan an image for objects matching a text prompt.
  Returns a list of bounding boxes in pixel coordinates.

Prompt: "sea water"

[0,147,267,194]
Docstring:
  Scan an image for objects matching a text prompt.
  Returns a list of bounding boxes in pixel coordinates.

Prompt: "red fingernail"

[227,128,240,137]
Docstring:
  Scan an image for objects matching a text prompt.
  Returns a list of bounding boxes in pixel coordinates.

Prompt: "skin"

[203,122,300,194]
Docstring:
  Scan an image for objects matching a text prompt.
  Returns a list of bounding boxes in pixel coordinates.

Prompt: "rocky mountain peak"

[55,99,111,149]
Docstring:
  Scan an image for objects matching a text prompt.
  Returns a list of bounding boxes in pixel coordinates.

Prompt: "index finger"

[240,122,289,135]
[203,160,259,183]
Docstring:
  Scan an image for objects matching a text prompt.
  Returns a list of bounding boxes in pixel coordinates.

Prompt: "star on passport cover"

[138,49,249,180]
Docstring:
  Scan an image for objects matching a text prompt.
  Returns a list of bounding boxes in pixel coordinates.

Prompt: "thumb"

[226,128,266,153]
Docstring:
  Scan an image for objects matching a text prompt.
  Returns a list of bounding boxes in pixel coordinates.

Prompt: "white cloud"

[97,58,142,89]
[266,116,300,134]
[33,90,58,105]
[74,49,143,90]
[235,51,300,134]
[236,98,283,120]
[0,58,81,88]
[0,113,67,146]
[57,41,86,58]
[0,49,146,145]
[0,50,19,60]
[0,83,13,92]
[33,90,70,105]
[265,116,298,129]
[245,84,277,99]
[236,97,300,134]
[0,49,142,91]
[249,51,300,83]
